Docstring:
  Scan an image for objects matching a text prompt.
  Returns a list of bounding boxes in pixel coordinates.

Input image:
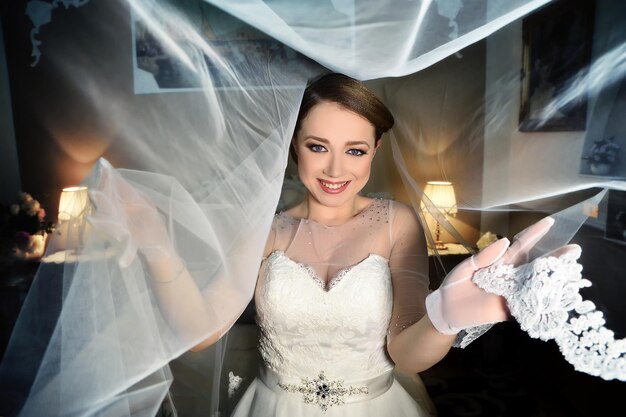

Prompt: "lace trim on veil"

[464,249,626,381]
[453,324,494,349]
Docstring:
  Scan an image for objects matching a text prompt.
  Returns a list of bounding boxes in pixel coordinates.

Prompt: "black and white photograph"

[519,0,595,131]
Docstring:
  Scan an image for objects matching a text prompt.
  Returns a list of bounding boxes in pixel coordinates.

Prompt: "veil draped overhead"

[1,0,625,416]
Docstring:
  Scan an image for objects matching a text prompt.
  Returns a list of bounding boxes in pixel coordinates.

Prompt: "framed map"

[132,1,318,94]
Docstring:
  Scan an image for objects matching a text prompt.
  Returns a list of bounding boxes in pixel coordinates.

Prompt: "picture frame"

[519,0,595,132]
[604,189,626,245]
[132,1,318,94]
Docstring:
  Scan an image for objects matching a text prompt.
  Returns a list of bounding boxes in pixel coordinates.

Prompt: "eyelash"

[307,144,327,153]
[306,144,367,156]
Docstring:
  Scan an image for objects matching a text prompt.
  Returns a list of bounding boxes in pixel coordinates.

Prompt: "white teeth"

[321,181,347,190]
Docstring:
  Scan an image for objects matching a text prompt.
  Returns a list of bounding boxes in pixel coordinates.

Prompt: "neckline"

[267,250,389,292]
[280,198,382,228]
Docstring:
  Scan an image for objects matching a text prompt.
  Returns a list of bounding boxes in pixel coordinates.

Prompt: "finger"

[471,237,510,270]
[88,190,114,217]
[93,163,143,207]
[87,192,126,237]
[542,243,582,260]
[513,215,555,239]
[117,178,144,204]
[87,192,138,268]
[441,237,510,287]
[504,216,555,265]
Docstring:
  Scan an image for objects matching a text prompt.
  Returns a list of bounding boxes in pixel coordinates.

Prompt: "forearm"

[144,254,238,349]
[387,314,456,373]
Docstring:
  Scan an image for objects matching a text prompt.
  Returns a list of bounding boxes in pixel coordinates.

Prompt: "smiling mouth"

[318,179,350,194]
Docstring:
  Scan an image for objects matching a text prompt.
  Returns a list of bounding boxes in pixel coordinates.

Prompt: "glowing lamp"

[422,181,457,250]
[58,186,90,222]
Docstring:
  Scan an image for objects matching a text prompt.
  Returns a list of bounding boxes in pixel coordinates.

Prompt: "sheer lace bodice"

[256,250,394,380]
[255,199,430,381]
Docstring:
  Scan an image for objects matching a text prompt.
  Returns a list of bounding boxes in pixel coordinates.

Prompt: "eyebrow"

[304,135,371,148]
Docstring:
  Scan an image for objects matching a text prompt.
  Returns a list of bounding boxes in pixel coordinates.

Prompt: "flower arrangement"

[1,192,55,261]
[583,137,620,165]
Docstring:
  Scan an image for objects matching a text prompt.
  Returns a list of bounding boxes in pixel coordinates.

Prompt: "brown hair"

[290,73,394,163]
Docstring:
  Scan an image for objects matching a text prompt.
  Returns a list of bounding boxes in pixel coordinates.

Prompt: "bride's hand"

[425,216,555,335]
[87,167,175,268]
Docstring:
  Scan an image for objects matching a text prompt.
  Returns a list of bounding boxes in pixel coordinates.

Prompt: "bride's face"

[295,101,378,208]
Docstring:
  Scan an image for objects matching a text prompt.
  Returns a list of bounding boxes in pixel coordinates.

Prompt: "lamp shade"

[58,186,90,222]
[422,181,457,215]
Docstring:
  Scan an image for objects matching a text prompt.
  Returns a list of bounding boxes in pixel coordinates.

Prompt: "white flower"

[23,199,41,216]
[476,231,499,251]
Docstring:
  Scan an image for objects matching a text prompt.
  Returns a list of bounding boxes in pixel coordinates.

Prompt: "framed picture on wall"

[132,1,318,94]
[605,189,626,245]
[519,0,595,132]
[578,72,626,178]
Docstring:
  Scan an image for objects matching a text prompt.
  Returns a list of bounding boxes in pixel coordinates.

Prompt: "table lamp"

[58,186,90,222]
[49,186,91,252]
[422,181,457,250]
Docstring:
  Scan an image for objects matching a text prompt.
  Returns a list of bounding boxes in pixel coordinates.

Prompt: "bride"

[0,2,621,416]
[113,72,562,416]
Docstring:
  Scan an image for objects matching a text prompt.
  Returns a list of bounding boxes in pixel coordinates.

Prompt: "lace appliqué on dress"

[278,371,368,411]
[257,250,394,384]
[228,372,244,399]
[472,249,626,381]
[228,371,243,398]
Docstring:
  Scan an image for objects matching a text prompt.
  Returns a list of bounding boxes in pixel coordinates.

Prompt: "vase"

[590,163,611,175]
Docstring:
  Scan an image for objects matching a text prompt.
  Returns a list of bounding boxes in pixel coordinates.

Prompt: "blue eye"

[307,144,327,153]
[347,149,366,156]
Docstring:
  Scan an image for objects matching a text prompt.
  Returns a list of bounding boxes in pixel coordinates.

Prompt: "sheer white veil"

[1,1,625,416]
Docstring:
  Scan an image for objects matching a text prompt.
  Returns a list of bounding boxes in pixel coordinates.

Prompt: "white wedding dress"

[231,199,434,416]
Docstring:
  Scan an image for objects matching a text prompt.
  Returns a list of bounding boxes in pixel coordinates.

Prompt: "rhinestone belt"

[260,366,393,411]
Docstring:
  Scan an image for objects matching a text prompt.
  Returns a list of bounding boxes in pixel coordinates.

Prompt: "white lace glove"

[425,216,555,335]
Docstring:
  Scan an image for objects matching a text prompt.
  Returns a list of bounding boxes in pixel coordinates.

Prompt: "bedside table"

[0,248,115,360]
[0,259,40,359]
